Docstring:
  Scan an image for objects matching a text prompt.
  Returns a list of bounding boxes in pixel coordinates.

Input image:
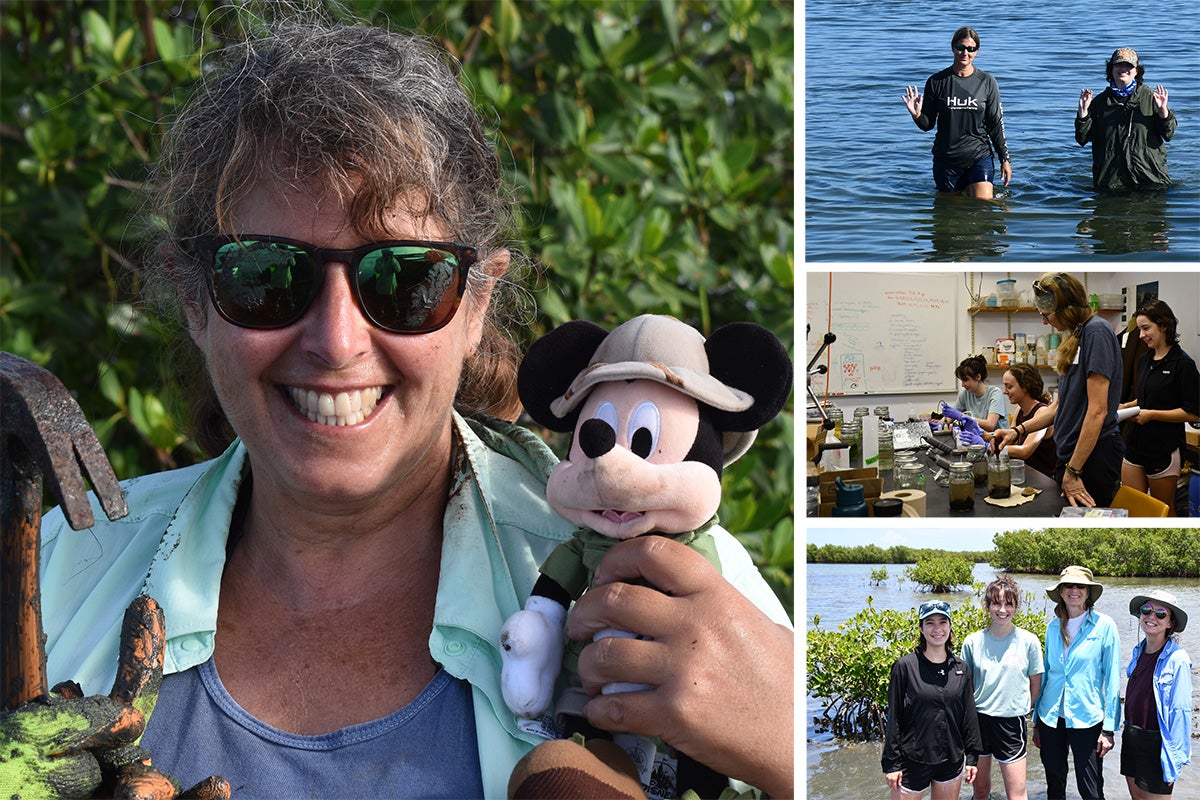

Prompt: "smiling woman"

[11,15,796,799]
[1034,566,1123,800]
[881,599,983,800]
[902,25,1012,199]
[1121,590,1193,798]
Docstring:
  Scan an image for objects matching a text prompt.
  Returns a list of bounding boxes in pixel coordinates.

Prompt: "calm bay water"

[803,0,1200,261]
[805,562,1200,800]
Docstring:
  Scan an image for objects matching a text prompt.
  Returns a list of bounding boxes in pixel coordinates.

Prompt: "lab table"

[813,447,1066,518]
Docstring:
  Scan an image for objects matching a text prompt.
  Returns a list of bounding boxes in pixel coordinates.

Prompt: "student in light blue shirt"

[952,355,1010,433]
[961,576,1044,800]
[1033,566,1121,800]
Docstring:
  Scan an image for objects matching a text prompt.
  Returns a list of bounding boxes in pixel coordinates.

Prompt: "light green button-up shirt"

[40,412,790,797]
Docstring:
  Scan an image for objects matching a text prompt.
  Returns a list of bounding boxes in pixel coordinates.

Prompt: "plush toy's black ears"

[517,320,610,432]
[705,322,793,432]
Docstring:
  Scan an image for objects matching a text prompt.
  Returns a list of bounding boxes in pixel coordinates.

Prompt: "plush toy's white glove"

[499,596,567,718]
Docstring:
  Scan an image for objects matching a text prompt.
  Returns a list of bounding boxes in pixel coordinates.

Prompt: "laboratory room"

[805,270,1200,519]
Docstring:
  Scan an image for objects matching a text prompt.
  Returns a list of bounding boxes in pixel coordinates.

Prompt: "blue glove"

[959,416,985,447]
[939,403,965,422]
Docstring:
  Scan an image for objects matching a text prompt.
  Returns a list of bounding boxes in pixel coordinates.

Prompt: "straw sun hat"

[1045,565,1104,605]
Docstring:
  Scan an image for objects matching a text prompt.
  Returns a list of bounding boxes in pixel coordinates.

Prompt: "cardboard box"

[995,338,1015,367]
[817,467,882,516]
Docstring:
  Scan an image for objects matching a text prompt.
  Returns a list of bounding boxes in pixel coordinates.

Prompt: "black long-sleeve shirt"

[913,67,1010,167]
[882,649,984,773]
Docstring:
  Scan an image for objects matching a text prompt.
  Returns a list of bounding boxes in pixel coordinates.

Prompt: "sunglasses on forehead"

[180,235,479,334]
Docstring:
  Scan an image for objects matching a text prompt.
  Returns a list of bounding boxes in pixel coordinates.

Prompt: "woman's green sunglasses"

[180,235,479,334]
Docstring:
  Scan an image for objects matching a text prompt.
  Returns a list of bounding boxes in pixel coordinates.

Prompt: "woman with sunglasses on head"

[1034,566,1122,800]
[902,26,1012,200]
[12,18,794,800]
[992,272,1124,508]
[1076,48,1177,192]
[961,577,1044,800]
[1117,301,1200,516]
[1000,362,1058,478]
[882,601,984,800]
[1122,591,1192,799]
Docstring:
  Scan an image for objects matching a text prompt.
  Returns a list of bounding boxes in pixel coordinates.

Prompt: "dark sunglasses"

[920,601,951,616]
[954,44,979,53]
[1061,583,1087,590]
[1140,604,1169,620]
[180,235,478,334]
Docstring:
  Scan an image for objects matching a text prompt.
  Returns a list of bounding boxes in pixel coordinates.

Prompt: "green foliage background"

[992,529,1200,578]
[807,543,994,565]
[903,554,975,593]
[0,1,794,613]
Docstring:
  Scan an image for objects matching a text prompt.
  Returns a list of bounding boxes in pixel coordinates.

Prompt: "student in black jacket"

[883,601,985,799]
[1119,300,1200,515]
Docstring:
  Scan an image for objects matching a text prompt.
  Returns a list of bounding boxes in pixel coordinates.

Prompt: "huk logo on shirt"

[948,96,979,109]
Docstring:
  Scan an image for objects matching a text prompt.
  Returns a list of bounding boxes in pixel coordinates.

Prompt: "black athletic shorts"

[1121,725,1173,795]
[900,757,965,792]
[978,714,1028,763]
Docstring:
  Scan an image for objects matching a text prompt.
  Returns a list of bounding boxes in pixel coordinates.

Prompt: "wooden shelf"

[968,306,1122,314]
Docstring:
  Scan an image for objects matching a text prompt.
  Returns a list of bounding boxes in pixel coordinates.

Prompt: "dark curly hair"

[1133,300,1180,346]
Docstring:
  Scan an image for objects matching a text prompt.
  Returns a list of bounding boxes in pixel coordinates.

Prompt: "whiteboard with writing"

[806,272,958,395]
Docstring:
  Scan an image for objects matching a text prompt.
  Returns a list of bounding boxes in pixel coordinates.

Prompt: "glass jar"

[873,405,891,421]
[988,456,1011,499]
[948,462,975,512]
[877,424,894,471]
[853,406,870,424]
[841,419,862,463]
[896,462,925,489]
[1009,457,1026,486]
[824,404,844,438]
[966,444,988,486]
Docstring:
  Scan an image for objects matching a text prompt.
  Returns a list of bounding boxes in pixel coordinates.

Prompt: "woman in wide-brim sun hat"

[1033,566,1122,799]
[1122,589,1192,797]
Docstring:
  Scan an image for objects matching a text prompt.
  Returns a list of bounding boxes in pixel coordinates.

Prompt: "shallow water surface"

[804,0,1200,261]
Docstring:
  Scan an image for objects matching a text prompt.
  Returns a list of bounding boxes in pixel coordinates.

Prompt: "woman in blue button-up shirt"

[1033,566,1122,800]
[1122,590,1192,798]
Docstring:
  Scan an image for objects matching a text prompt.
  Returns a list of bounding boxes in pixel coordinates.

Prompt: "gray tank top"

[142,657,484,797]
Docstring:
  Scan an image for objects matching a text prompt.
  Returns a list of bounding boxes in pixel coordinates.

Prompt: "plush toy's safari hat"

[1045,565,1104,604]
[1129,589,1188,634]
[549,314,757,463]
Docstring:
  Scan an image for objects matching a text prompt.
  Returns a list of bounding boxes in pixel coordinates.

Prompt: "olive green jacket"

[1076,84,1177,191]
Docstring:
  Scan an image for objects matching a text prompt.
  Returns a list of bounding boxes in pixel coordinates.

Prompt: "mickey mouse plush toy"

[499,314,792,800]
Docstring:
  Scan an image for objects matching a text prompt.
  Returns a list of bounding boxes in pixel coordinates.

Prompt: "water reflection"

[1075,191,1172,257]
[913,194,1011,261]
